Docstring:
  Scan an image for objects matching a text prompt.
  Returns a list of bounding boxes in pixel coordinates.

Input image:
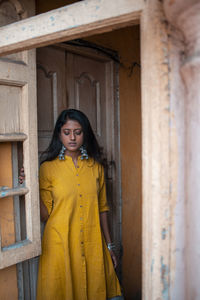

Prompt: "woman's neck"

[65,150,80,166]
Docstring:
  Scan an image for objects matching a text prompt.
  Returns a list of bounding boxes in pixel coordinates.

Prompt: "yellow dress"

[37,156,122,300]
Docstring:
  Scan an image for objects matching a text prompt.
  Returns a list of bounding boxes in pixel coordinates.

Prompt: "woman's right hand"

[19,167,25,184]
[18,167,49,223]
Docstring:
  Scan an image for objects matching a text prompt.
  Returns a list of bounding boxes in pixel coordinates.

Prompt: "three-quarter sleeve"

[98,165,110,213]
[39,163,53,215]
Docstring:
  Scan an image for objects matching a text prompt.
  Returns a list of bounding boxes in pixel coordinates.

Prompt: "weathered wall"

[163,0,200,298]
[0,143,18,299]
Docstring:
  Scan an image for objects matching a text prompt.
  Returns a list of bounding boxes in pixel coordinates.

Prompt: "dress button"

[77,184,80,186]
[80,205,83,208]
[77,166,79,168]
[76,174,79,176]
[80,194,82,197]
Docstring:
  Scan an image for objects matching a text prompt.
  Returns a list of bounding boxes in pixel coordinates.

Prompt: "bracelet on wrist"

[107,242,115,251]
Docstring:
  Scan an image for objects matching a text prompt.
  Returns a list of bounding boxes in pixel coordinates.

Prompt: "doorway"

[84,26,142,300]
[0,0,176,298]
[36,25,141,300]
[0,1,142,298]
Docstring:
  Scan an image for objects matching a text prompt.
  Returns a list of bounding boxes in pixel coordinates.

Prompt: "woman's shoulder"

[40,159,60,181]
[40,158,58,173]
[87,158,104,172]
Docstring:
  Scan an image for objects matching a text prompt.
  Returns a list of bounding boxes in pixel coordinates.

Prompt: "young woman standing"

[36,109,123,300]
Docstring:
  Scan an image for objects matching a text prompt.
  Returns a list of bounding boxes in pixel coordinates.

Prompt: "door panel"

[0,0,41,269]
[37,46,66,156]
[67,53,106,144]
[75,72,101,136]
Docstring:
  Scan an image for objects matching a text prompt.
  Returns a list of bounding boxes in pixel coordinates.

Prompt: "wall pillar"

[164,1,200,299]
[179,4,200,299]
[141,1,174,298]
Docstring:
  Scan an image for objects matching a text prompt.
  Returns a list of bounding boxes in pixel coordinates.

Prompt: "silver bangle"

[107,242,115,251]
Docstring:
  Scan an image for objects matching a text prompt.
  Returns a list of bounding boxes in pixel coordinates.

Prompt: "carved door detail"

[37,46,67,156]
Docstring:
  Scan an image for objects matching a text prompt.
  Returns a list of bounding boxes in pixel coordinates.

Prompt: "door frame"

[0,0,177,299]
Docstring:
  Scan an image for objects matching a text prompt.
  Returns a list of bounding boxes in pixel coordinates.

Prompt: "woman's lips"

[68,143,77,146]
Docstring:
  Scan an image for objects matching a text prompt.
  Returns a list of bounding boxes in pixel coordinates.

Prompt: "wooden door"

[37,44,121,275]
[0,0,41,299]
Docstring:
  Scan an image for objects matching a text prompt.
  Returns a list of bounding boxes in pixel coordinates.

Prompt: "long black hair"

[40,109,102,164]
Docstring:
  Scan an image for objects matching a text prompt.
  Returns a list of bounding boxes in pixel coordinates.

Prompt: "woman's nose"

[70,132,76,140]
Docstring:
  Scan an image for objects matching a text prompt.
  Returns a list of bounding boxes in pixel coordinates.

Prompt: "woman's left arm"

[100,211,117,268]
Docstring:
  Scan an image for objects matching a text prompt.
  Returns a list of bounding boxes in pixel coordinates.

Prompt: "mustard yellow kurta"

[37,156,121,300]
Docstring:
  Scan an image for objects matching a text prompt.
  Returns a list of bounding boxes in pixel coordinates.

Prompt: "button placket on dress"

[76,160,87,299]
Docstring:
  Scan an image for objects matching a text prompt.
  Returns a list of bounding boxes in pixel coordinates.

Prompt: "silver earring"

[80,145,89,160]
[59,145,66,160]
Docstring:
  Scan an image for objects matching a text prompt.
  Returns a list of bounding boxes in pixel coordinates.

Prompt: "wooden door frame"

[0,0,176,298]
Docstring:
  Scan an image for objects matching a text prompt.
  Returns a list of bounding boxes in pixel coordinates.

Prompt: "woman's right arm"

[19,167,50,222]
[39,163,54,222]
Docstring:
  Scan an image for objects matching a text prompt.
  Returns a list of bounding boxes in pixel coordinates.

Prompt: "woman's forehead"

[62,119,82,129]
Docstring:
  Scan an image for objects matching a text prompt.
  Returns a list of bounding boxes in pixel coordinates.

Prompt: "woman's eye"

[64,131,70,135]
[75,131,82,135]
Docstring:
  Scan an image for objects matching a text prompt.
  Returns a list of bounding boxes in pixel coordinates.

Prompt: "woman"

[36,109,122,300]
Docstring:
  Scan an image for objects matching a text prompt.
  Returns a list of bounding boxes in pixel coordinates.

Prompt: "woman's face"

[60,119,84,154]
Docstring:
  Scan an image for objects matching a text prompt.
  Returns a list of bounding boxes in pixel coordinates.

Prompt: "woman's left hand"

[109,250,117,268]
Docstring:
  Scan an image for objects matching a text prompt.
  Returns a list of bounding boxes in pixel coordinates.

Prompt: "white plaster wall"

[164,0,200,298]
[168,27,186,299]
